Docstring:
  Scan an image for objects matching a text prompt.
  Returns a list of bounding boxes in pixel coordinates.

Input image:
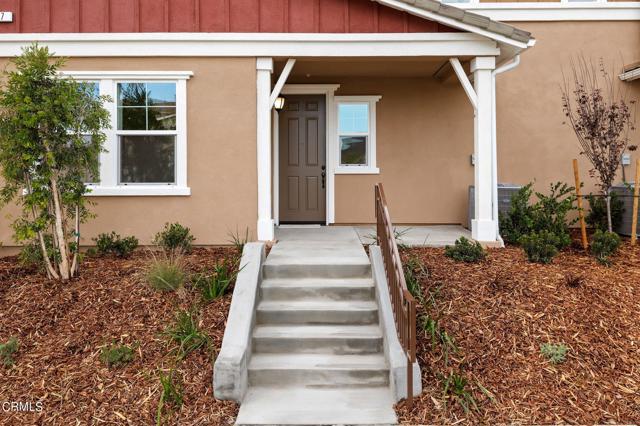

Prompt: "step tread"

[236,386,397,425]
[249,353,388,370]
[261,277,374,288]
[253,324,382,339]
[257,300,378,311]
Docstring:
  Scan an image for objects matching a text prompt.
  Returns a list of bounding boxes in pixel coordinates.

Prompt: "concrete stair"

[236,230,397,425]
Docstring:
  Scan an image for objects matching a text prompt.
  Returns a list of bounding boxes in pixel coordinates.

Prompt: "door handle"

[321,170,326,189]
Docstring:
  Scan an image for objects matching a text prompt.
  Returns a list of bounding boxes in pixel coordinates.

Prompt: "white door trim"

[277,84,340,225]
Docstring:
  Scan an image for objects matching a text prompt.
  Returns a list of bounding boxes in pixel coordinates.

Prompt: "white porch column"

[256,57,274,241]
[471,56,497,242]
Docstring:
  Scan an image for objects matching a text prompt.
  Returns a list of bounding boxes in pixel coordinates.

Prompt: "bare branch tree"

[562,56,636,232]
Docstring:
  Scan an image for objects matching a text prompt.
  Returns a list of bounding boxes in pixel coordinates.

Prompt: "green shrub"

[18,235,59,270]
[154,222,195,254]
[500,182,576,249]
[94,231,139,258]
[590,230,621,265]
[157,370,184,426]
[540,343,568,364]
[100,343,135,368]
[445,237,486,263]
[164,310,210,360]
[586,193,624,231]
[147,257,186,292]
[0,337,19,367]
[520,231,561,264]
[193,258,240,302]
[500,183,536,244]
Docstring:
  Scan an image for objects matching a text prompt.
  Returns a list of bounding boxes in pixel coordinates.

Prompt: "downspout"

[491,54,520,242]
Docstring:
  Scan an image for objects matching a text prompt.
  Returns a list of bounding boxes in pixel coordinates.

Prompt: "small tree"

[562,56,636,232]
[0,44,110,280]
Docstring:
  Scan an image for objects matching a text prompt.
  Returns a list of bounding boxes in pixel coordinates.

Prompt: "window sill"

[335,166,380,175]
[85,185,191,196]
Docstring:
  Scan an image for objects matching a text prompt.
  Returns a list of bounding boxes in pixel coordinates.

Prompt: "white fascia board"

[0,33,499,58]
[59,70,193,79]
[456,2,640,22]
[375,0,529,49]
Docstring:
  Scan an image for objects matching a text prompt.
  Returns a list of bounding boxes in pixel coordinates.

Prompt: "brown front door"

[279,95,326,223]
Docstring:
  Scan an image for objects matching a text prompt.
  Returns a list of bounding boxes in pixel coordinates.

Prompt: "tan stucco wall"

[293,21,640,225]
[0,57,257,248]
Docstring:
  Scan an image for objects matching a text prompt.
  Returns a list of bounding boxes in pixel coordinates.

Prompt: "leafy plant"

[0,44,111,280]
[500,182,576,250]
[403,256,425,302]
[586,193,624,231]
[445,237,486,263]
[439,330,458,367]
[227,227,250,254]
[18,234,59,270]
[540,343,569,364]
[562,56,637,232]
[100,343,135,368]
[94,231,139,258]
[156,370,184,426]
[420,314,440,349]
[153,222,195,255]
[442,372,478,414]
[0,337,19,367]
[147,256,186,292]
[520,231,561,264]
[163,310,210,360]
[590,230,621,265]
[500,183,535,244]
[193,258,240,302]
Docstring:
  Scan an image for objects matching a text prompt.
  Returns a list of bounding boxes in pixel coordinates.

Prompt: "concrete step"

[235,386,398,425]
[252,324,383,354]
[256,300,378,325]
[262,262,371,279]
[260,278,375,301]
[248,353,389,387]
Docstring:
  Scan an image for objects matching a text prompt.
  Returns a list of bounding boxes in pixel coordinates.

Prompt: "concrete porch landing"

[353,225,471,247]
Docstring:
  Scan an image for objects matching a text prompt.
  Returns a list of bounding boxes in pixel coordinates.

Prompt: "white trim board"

[456,2,640,21]
[0,33,500,58]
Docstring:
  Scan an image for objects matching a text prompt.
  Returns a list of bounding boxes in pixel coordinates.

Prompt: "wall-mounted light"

[274,96,286,110]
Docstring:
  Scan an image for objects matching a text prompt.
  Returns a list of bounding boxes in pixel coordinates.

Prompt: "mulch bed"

[396,241,640,425]
[0,248,239,425]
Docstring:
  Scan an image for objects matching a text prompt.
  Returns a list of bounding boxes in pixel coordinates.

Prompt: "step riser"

[248,369,389,387]
[253,337,383,355]
[257,309,378,325]
[263,264,371,279]
[261,286,375,302]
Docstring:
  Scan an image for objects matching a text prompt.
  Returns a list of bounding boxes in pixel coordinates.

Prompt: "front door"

[279,95,326,223]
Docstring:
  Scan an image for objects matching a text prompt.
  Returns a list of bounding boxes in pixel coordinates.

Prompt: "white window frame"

[59,71,192,196]
[334,95,381,175]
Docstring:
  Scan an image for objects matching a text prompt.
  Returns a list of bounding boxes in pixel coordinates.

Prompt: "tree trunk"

[50,175,71,281]
[70,204,80,277]
[24,173,59,280]
[605,188,613,233]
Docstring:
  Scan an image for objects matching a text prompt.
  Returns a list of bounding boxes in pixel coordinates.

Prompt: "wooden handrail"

[374,183,417,409]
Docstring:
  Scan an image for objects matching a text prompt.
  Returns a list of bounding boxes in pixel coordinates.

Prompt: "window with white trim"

[59,71,192,196]
[335,96,380,174]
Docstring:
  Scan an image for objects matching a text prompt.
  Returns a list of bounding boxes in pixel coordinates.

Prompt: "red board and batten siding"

[0,0,455,33]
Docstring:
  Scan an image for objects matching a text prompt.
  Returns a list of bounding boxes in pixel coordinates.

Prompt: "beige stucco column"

[471,56,497,242]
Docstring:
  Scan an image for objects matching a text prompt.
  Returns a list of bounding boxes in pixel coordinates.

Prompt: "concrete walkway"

[236,226,397,425]
[354,225,471,247]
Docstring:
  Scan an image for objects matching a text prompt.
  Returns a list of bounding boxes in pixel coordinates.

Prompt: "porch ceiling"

[274,57,470,79]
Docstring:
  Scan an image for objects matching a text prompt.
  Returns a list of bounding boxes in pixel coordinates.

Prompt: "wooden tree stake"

[573,159,588,250]
[631,158,640,245]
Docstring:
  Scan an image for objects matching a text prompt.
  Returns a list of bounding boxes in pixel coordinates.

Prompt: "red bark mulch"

[0,248,239,426]
[396,242,640,425]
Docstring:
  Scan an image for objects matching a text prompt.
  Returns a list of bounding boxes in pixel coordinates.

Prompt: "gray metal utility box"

[611,184,640,237]
[468,184,522,230]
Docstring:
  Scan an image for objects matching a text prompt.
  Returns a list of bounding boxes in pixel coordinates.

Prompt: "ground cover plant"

[0,337,19,367]
[444,237,485,263]
[94,231,139,258]
[0,247,239,425]
[154,222,196,255]
[590,229,621,265]
[397,240,640,424]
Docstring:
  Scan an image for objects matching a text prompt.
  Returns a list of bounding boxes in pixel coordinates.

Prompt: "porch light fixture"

[274,96,286,110]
